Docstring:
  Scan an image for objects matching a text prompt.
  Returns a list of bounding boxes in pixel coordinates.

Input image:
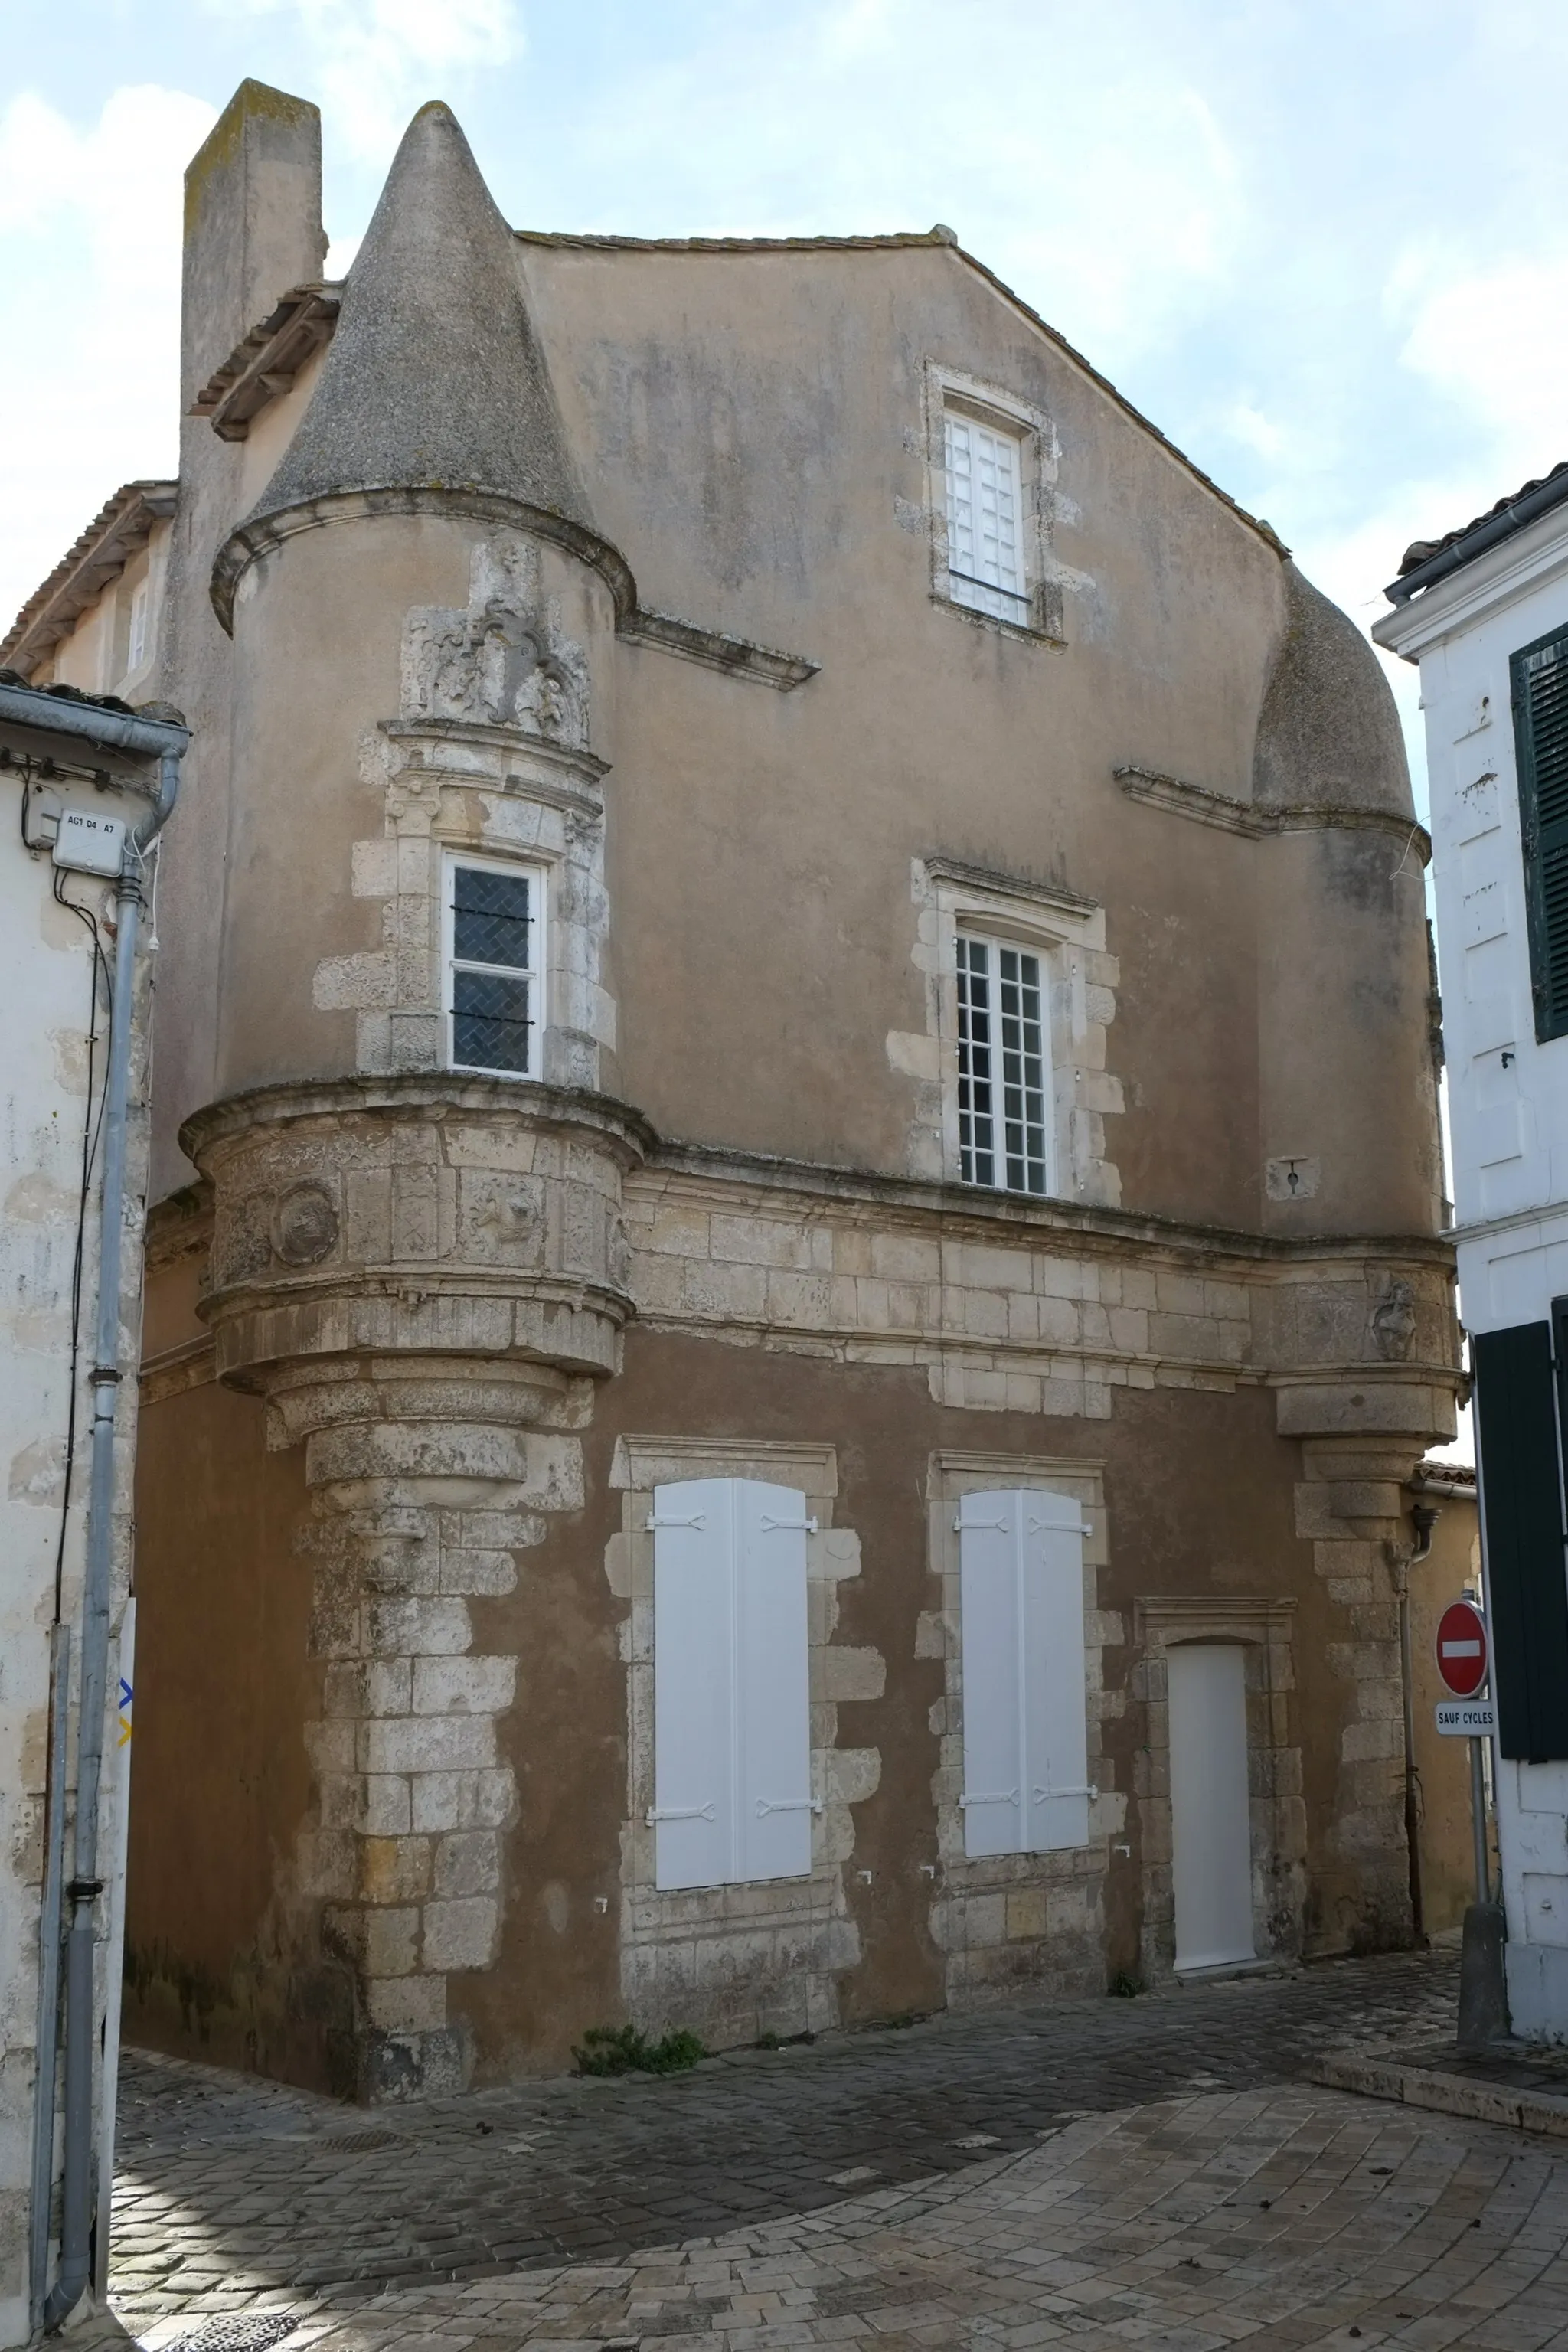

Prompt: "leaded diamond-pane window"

[455,865,533,969]
[957,933,1050,1195]
[448,861,542,1076]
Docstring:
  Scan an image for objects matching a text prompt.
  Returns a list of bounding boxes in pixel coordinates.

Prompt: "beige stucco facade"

[8,78,1462,2099]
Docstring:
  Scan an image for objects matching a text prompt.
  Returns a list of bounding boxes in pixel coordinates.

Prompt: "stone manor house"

[5,79,1462,2099]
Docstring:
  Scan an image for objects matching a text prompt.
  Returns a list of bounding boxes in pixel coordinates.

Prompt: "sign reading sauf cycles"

[1434,1599,1492,1736]
[1436,1699,1498,1737]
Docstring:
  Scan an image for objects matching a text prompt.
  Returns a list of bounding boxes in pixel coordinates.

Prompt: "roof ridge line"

[514,224,1288,560]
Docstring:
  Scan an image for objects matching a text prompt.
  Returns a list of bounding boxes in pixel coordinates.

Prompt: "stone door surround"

[1133,1594,1301,1984]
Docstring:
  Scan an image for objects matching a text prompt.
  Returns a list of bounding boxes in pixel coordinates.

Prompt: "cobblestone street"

[177,2086,1568,2352]
[103,1946,1568,2346]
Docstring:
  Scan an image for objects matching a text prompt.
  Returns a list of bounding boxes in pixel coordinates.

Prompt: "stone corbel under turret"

[181,1073,649,1393]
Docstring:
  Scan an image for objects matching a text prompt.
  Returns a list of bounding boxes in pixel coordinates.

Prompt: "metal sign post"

[1434,1593,1507,2049]
[1471,1736,1489,1906]
[1434,1597,1492,1903]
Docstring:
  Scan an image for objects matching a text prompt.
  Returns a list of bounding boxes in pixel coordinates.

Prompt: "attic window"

[926,365,1062,642]
[127,580,150,675]
[943,409,1029,622]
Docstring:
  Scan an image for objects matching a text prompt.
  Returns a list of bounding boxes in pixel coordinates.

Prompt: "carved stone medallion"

[273,1182,341,1266]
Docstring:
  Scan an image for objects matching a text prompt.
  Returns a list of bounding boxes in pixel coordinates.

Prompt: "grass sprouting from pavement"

[573,2024,707,2076]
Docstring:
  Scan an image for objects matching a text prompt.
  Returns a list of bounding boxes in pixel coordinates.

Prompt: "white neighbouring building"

[1377,460,1568,2041]
[0,664,187,2344]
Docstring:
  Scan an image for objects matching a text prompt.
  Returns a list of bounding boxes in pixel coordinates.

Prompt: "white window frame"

[926,364,1061,642]
[443,850,547,1080]
[956,928,1054,1197]
[942,407,1029,625]
[910,857,1120,1207]
[126,577,150,675]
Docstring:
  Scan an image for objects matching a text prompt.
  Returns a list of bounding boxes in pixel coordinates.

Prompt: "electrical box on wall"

[51,808,126,878]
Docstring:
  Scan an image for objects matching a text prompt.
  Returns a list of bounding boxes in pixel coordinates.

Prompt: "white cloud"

[567,1,1242,369]
[1393,248,1568,489]
[199,0,524,160]
[1225,403,1285,464]
[0,84,217,639]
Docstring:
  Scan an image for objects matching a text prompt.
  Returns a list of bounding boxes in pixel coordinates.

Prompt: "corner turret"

[1253,560,1439,1242]
[213,100,632,628]
[1253,563,1413,822]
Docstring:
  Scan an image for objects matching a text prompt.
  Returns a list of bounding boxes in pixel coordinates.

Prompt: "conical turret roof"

[248,101,593,534]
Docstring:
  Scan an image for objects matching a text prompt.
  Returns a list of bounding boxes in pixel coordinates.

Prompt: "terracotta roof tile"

[1398,460,1568,578]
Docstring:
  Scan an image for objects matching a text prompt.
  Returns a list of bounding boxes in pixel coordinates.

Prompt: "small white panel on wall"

[51,807,126,877]
[1523,1873,1568,1948]
[957,1488,1089,1858]
[1456,771,1500,841]
[1462,877,1508,949]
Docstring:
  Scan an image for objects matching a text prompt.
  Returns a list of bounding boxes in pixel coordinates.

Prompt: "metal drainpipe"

[27,1625,70,2332]
[38,736,183,2333]
[1394,1499,1440,1950]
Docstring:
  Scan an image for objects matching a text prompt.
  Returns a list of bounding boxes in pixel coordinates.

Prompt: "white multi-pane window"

[126,579,150,675]
[648,1478,816,1891]
[956,1488,1090,1857]
[956,933,1051,1195]
[943,407,1028,622]
[444,855,544,1078]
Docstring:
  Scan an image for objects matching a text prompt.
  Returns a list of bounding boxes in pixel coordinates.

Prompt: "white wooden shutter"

[652,1479,734,1890]
[736,1480,814,1883]
[1020,1490,1090,1851]
[652,1478,813,1889]
[958,1488,1089,1857]
[957,1491,1027,1857]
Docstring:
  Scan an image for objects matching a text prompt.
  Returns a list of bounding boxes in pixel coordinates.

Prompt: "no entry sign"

[1435,1599,1489,1700]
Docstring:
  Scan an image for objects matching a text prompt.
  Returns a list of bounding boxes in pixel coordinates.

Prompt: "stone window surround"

[956,926,1055,1198]
[897,855,1123,1209]
[328,725,616,1093]
[607,1433,875,2043]
[924,361,1064,644]
[922,1449,1119,2006]
[1132,1594,1303,1985]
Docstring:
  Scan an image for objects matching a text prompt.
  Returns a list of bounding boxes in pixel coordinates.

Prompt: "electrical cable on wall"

[16,746,119,1624]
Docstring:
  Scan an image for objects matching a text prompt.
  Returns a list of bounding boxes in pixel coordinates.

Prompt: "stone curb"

[1308,2051,1568,2138]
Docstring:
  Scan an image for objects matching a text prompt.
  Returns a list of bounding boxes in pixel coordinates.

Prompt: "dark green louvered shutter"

[1474,1320,1568,1759]
[1513,626,1568,1041]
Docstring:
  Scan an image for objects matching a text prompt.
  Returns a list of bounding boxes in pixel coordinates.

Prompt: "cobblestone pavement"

[149,2084,1568,2352]
[112,1948,1465,2340]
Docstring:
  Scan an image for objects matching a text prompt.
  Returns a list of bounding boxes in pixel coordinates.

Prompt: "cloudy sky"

[4,0,1567,802]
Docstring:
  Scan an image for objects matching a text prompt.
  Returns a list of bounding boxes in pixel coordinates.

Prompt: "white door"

[1168,1642,1255,1971]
